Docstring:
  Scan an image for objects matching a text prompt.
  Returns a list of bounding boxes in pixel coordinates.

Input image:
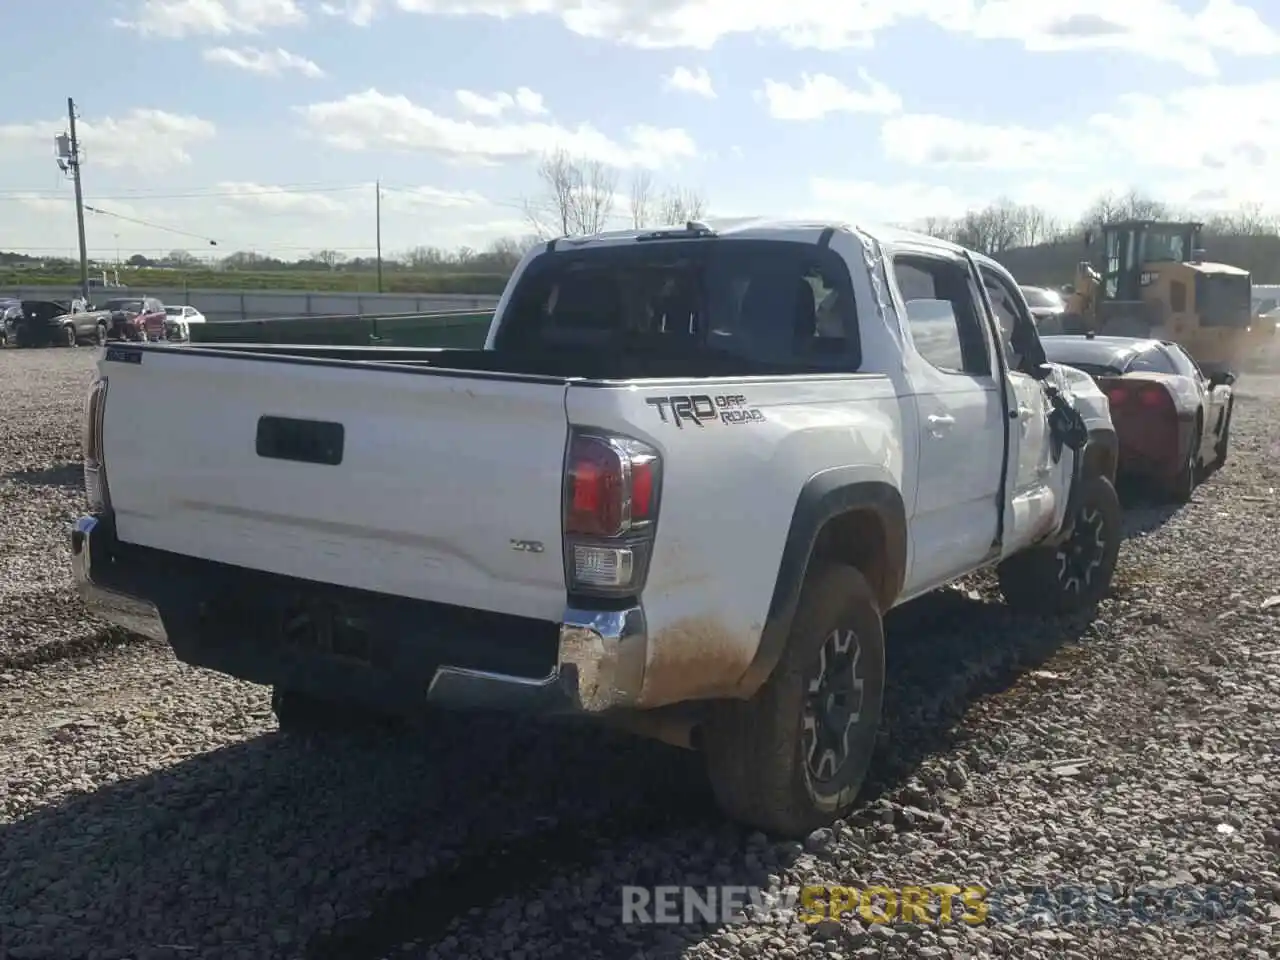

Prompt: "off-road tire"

[702,565,885,837]
[1165,414,1202,504]
[997,473,1122,617]
[62,324,77,348]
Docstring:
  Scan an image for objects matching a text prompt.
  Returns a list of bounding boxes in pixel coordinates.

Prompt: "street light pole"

[375,179,383,293]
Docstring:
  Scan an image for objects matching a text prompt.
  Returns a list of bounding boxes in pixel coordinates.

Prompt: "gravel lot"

[1,347,1278,960]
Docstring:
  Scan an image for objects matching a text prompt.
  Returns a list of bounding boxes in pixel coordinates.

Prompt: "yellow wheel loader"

[1058,219,1269,374]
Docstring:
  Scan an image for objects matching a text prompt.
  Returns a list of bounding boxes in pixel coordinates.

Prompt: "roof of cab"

[550,216,978,259]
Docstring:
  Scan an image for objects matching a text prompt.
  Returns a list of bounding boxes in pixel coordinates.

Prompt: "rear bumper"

[70,514,648,716]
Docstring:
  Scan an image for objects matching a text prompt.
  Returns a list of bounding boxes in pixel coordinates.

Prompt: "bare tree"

[312,249,348,270]
[657,187,707,225]
[629,171,655,229]
[523,148,619,238]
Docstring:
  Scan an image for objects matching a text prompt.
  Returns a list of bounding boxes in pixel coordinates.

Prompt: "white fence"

[0,286,501,322]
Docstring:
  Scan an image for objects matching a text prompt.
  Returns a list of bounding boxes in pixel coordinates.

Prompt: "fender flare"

[736,473,908,697]
[1049,426,1117,546]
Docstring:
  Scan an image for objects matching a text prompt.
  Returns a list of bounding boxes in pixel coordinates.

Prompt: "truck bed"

[155,341,804,381]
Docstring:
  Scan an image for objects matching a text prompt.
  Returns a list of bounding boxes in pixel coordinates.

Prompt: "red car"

[1041,334,1235,502]
[103,296,167,341]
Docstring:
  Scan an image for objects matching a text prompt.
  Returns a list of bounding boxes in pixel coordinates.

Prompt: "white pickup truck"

[72,219,1121,836]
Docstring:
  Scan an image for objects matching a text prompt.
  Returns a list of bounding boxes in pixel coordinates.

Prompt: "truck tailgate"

[100,351,571,621]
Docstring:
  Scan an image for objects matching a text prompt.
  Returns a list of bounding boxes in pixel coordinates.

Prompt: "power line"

[0,182,372,201]
[81,204,218,245]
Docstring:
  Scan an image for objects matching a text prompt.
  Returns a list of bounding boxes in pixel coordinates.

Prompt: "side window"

[1126,345,1177,375]
[892,255,991,377]
[1162,343,1200,380]
[979,267,1025,369]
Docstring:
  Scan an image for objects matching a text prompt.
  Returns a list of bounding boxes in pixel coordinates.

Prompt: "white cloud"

[298,89,697,168]
[214,182,347,214]
[0,109,216,172]
[664,66,716,98]
[879,113,1069,170]
[380,185,489,209]
[1086,80,1280,174]
[319,0,381,25]
[203,46,324,77]
[760,70,900,121]
[382,0,1280,73]
[959,0,1280,76]
[810,177,978,224]
[454,87,548,118]
[115,0,306,37]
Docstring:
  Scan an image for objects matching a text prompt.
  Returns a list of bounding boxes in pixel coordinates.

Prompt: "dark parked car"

[2,299,109,347]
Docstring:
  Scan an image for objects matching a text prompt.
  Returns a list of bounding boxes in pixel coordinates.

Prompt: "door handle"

[926,414,955,437]
[1016,406,1033,421]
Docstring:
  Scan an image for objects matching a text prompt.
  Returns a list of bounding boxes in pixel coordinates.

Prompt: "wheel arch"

[736,472,907,698]
[1084,426,1118,486]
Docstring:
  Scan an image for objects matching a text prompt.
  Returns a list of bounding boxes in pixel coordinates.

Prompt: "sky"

[1,0,1279,262]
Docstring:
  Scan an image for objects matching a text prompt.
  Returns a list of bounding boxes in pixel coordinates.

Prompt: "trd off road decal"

[646,394,766,428]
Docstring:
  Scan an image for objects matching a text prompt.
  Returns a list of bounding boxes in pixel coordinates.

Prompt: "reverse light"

[563,431,662,597]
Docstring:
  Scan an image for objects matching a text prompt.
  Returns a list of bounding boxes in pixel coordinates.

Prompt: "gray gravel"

[1,347,1279,960]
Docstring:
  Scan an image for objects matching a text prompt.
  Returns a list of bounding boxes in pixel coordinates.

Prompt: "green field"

[0,267,511,295]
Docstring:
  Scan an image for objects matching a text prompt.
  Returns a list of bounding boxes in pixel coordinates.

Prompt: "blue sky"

[1,0,1278,260]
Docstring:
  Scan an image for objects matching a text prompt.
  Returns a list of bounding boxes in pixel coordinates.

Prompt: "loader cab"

[1092,219,1202,303]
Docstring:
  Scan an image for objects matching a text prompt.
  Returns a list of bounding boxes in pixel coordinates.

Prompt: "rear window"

[1124,345,1177,375]
[494,239,861,373]
[165,306,183,315]
[106,299,142,312]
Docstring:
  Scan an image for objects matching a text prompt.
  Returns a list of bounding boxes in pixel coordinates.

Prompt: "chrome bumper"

[70,514,648,715]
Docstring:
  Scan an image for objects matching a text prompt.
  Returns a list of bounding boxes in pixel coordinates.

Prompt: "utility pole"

[65,98,90,302]
[375,179,383,293]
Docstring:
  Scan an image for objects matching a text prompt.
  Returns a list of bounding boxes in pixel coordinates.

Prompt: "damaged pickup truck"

[71,219,1121,836]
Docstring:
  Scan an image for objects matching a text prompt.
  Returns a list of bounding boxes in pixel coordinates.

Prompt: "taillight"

[1105,382,1171,410]
[82,377,111,513]
[1137,386,1168,407]
[563,431,661,597]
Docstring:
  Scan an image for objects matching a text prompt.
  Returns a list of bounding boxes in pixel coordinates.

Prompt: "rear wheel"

[1211,400,1233,470]
[94,323,107,346]
[62,324,77,348]
[1165,414,1202,504]
[703,565,885,837]
[998,473,1122,616]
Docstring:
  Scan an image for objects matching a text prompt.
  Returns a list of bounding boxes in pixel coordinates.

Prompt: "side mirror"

[1207,370,1236,388]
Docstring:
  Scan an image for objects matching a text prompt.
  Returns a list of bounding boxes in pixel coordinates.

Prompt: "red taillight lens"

[567,436,625,537]
[565,434,660,537]
[630,460,654,522]
[1138,386,1168,407]
[1107,387,1127,406]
